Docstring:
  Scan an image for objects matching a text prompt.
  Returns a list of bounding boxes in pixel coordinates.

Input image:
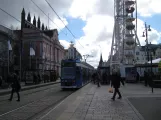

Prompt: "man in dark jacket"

[111,70,122,101]
[8,72,21,102]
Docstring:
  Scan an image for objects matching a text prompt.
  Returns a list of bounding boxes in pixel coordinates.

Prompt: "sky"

[0,0,161,68]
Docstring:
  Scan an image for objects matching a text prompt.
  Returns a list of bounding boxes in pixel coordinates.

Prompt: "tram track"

[0,84,75,120]
[0,83,61,103]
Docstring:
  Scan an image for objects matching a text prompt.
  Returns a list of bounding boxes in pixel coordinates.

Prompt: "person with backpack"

[8,72,21,102]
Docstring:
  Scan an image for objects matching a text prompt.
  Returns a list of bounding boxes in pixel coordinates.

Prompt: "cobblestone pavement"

[40,84,148,120]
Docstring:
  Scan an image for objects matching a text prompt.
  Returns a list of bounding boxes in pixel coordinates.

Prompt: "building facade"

[65,42,82,61]
[14,8,65,75]
[134,44,161,64]
[0,25,15,80]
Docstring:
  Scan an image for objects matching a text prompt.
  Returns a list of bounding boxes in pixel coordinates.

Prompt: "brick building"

[14,8,65,75]
[0,25,15,80]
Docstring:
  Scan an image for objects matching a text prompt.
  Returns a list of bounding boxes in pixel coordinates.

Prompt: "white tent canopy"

[147,58,161,64]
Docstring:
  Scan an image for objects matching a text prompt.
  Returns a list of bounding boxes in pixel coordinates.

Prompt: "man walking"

[8,72,21,102]
[111,70,122,101]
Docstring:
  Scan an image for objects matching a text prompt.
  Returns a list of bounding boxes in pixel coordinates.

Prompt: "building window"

[137,57,139,60]
[136,52,139,55]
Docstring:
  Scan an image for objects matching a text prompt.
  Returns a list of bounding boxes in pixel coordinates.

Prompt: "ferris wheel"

[110,0,140,73]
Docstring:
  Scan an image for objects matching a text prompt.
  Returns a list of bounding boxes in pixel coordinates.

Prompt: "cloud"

[136,19,161,45]
[137,0,161,17]
[59,40,70,49]
[0,0,72,30]
[72,15,114,68]
[1,0,161,68]
[69,0,114,20]
[69,0,161,68]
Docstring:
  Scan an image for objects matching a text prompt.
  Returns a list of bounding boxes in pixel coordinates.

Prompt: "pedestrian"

[144,70,148,86]
[136,71,140,83]
[8,72,21,102]
[92,72,96,84]
[111,70,123,101]
[37,73,41,83]
[96,70,101,87]
[102,71,108,85]
[33,72,37,84]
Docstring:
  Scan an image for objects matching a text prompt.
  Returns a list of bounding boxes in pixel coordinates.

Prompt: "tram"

[60,59,94,89]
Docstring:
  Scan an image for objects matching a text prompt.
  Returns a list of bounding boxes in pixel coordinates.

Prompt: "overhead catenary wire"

[0,7,21,23]
[45,0,84,48]
[30,0,64,32]
[30,0,77,44]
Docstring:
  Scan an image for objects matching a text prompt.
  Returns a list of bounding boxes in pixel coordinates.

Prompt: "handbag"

[108,87,113,93]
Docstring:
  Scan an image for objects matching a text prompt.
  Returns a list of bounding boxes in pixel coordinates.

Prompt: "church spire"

[33,15,36,26]
[37,16,41,29]
[27,12,31,22]
[99,53,103,66]
[45,26,48,30]
[42,23,44,30]
[21,8,25,29]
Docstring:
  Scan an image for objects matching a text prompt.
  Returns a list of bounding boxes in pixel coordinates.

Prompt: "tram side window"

[76,67,81,79]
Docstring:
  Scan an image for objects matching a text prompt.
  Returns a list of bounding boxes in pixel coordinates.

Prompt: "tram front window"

[62,67,75,78]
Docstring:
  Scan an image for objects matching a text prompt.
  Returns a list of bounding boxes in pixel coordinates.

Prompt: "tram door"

[76,66,81,87]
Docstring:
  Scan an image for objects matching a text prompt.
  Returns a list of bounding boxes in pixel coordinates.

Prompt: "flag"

[30,42,35,56]
[8,40,12,50]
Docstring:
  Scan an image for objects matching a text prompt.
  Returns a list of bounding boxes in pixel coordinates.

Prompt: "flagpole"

[20,28,23,82]
[8,42,10,75]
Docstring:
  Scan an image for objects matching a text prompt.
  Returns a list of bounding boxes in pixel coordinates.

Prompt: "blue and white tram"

[61,59,94,89]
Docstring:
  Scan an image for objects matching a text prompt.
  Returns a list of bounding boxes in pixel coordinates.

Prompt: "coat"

[111,73,121,88]
[11,74,21,92]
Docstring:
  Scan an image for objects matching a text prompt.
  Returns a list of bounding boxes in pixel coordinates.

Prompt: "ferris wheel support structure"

[110,0,140,76]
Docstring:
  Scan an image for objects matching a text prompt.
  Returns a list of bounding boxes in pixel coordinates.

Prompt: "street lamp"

[83,54,93,62]
[149,42,154,93]
[142,22,151,62]
[142,22,154,93]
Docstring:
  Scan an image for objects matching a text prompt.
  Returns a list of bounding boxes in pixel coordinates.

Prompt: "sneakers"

[8,99,20,102]
[111,97,122,101]
[117,97,122,99]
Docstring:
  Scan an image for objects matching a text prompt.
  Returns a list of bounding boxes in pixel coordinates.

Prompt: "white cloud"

[136,19,161,45]
[67,0,161,68]
[0,0,71,30]
[73,15,114,68]
[59,40,70,49]
[137,0,161,17]
[69,0,114,20]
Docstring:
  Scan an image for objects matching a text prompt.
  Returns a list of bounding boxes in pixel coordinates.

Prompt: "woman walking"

[111,70,122,101]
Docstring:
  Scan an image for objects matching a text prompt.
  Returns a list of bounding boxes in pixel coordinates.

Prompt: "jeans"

[112,88,121,99]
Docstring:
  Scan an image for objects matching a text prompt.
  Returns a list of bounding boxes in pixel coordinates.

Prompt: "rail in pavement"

[0,80,60,96]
